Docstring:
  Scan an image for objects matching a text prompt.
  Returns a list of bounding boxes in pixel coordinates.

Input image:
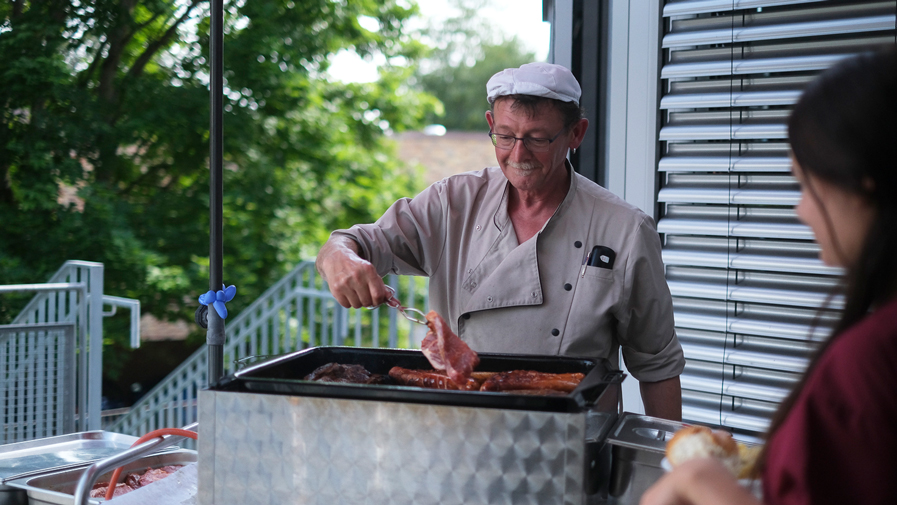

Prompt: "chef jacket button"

[551,328,560,336]
[467,268,473,274]
[462,313,470,320]
[564,283,572,291]
[532,292,537,298]
[574,241,582,248]
[476,225,482,231]
[487,296,493,302]
[471,282,477,288]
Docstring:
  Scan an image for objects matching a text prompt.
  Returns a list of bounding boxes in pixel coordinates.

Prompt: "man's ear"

[569,117,590,149]
[485,110,494,130]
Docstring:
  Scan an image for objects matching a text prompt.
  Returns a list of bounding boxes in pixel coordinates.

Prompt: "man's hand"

[640,375,682,421]
[316,236,391,308]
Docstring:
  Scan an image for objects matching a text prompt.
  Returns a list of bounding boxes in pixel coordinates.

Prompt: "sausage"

[479,370,585,393]
[388,366,479,391]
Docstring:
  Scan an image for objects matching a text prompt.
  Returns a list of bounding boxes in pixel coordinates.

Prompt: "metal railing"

[3,261,142,436]
[0,323,77,443]
[102,295,141,348]
[6,261,104,431]
[106,260,429,446]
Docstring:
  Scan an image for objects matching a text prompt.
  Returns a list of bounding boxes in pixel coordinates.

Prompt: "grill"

[198,346,625,505]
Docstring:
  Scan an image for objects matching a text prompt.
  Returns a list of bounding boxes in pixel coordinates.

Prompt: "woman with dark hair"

[641,46,897,505]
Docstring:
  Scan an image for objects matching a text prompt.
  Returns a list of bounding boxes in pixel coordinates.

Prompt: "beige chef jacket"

[332,164,684,382]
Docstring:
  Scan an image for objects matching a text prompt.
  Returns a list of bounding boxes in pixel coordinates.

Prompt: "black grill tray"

[213,346,624,413]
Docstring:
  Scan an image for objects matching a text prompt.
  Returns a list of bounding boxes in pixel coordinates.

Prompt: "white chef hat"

[486,62,582,106]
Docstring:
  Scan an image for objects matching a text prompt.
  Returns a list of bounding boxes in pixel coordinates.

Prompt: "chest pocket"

[559,265,619,358]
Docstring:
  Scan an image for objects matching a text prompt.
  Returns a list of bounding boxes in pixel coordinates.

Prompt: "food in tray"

[388,366,480,390]
[420,310,480,385]
[303,362,392,384]
[386,369,499,391]
[88,465,183,498]
[666,425,760,478]
[390,367,584,394]
[480,370,585,393]
[305,362,585,396]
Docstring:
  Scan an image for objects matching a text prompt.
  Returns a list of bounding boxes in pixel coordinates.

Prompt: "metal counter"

[198,346,625,505]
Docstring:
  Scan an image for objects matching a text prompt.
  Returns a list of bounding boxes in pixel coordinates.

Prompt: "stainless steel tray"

[605,413,684,453]
[604,414,688,505]
[0,432,141,485]
[227,346,623,413]
[7,449,197,505]
[1,432,145,505]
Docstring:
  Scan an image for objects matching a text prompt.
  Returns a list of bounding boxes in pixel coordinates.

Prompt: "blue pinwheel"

[199,284,237,319]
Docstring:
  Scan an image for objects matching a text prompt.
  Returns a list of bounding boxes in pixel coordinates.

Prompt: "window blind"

[657,0,895,436]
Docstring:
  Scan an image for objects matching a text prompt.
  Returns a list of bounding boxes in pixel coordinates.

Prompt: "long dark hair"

[760,46,897,468]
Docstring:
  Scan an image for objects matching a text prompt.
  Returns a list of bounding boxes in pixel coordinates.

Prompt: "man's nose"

[509,138,531,160]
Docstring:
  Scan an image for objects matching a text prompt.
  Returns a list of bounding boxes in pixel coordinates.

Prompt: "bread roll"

[737,442,761,479]
[666,425,741,476]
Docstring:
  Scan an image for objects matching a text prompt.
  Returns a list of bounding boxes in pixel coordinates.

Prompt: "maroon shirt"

[763,298,897,505]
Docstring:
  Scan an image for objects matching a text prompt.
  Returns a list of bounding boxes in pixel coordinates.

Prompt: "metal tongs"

[374,285,428,325]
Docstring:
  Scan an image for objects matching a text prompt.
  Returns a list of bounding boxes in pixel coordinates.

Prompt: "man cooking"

[315,62,684,420]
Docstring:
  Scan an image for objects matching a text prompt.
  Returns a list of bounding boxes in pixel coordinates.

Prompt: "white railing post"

[102,295,142,348]
[86,264,104,430]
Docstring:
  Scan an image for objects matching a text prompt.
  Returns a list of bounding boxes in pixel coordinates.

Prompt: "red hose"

[104,428,198,501]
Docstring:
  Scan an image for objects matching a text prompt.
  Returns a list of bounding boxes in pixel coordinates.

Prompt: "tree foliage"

[413,0,538,131]
[0,1,438,360]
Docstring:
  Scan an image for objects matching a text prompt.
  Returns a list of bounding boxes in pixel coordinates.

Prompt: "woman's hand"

[640,458,761,505]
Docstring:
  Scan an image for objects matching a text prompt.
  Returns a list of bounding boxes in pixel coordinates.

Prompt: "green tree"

[0,1,438,380]
[414,0,538,131]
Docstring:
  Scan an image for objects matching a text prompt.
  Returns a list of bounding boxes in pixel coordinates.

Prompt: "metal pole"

[207,0,225,384]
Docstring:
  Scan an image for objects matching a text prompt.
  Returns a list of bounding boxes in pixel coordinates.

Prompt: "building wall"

[395,131,498,186]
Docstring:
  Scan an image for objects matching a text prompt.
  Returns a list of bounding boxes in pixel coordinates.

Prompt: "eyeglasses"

[488,129,566,153]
